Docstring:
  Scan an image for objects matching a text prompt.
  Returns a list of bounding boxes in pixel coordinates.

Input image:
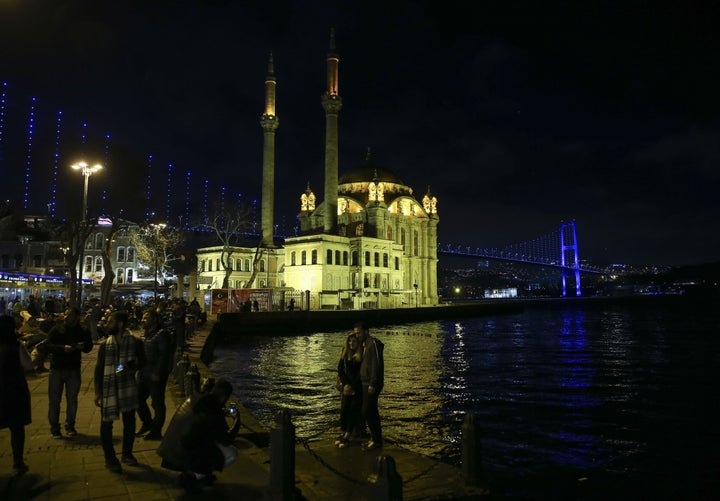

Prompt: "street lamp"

[413,281,419,308]
[71,161,102,306]
[71,161,102,220]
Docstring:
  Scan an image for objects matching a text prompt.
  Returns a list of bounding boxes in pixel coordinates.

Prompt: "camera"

[115,363,125,374]
[227,403,238,416]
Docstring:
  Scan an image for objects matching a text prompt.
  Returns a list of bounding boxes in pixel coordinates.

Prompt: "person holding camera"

[157,379,241,489]
[94,310,146,473]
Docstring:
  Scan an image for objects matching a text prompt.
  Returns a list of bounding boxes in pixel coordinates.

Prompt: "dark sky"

[1,0,719,266]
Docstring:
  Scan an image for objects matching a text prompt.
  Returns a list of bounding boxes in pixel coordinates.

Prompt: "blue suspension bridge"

[438,221,601,297]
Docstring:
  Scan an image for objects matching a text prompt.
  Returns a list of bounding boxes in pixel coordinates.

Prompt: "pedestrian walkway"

[1,322,489,500]
[0,324,271,500]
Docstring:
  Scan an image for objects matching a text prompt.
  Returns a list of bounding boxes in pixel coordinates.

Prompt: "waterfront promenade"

[1,322,489,500]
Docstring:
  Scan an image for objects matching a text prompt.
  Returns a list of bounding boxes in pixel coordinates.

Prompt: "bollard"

[184,363,201,397]
[461,413,482,486]
[175,353,190,393]
[367,455,403,501]
[269,409,296,501]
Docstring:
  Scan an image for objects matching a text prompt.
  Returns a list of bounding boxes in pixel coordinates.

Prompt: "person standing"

[45,307,93,438]
[136,309,172,440]
[354,321,384,451]
[335,332,363,448]
[94,310,146,472]
[0,316,32,475]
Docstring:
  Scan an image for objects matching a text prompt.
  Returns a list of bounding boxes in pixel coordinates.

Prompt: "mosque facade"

[196,32,439,310]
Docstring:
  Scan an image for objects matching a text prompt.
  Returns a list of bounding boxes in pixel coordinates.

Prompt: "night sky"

[1,1,719,266]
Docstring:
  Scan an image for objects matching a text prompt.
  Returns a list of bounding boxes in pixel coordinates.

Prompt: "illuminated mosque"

[197,32,439,310]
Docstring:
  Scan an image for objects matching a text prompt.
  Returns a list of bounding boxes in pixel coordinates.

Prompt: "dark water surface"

[210,298,720,496]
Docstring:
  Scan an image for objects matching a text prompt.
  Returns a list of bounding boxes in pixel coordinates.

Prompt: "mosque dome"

[338,162,405,185]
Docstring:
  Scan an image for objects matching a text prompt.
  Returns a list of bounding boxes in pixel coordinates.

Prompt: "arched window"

[365,251,370,266]
[117,246,126,262]
[208,260,213,272]
[374,252,379,267]
[235,259,241,271]
[260,260,265,272]
[216,259,220,270]
[200,259,206,272]
[327,249,333,264]
[94,256,103,272]
[84,256,93,273]
[291,251,296,266]
[127,247,135,262]
[301,250,307,265]
[95,233,104,249]
[343,251,348,265]
[228,257,234,271]
[126,269,134,284]
[395,257,400,270]
[351,251,358,266]
[383,253,388,267]
[116,268,125,284]
[311,249,318,265]
[335,250,341,265]
[414,231,419,256]
[245,259,251,271]
[387,226,393,241]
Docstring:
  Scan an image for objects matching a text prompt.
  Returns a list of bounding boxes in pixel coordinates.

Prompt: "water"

[209,297,720,493]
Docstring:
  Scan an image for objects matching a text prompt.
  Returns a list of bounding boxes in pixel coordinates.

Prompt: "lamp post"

[413,281,419,308]
[71,161,102,221]
[71,161,102,306]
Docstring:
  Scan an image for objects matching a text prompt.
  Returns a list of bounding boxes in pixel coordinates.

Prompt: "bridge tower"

[560,221,581,297]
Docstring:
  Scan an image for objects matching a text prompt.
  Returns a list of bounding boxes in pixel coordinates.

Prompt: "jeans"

[100,411,136,459]
[136,374,168,435]
[361,386,382,444]
[48,368,81,433]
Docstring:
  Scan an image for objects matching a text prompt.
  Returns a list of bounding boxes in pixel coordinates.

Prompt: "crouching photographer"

[157,378,241,489]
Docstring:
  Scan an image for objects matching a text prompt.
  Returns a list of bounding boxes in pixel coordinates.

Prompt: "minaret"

[260,52,279,247]
[321,28,342,233]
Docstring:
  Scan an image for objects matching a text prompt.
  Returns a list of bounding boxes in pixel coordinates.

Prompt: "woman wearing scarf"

[94,310,146,473]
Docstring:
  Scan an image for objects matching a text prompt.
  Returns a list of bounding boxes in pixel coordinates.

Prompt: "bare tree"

[202,205,256,289]
[130,223,185,286]
[99,218,127,307]
[57,220,95,307]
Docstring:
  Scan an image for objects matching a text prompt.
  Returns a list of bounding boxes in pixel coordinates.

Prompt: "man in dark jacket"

[135,309,172,440]
[45,307,93,438]
[354,321,385,451]
[157,379,240,489]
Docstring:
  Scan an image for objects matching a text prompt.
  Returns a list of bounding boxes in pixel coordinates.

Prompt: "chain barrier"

[296,436,367,486]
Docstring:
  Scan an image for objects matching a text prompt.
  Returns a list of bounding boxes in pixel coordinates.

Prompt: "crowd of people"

[0,293,240,489]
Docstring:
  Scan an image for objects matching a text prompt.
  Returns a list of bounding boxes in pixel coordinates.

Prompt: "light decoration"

[184,171,191,229]
[221,185,226,225]
[166,163,173,224]
[145,154,153,222]
[50,110,63,219]
[23,97,37,209]
[0,82,7,163]
[203,179,209,225]
[81,122,87,146]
